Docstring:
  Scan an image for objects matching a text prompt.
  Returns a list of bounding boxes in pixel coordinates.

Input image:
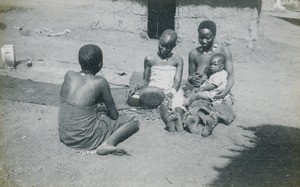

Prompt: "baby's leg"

[184,91,210,107]
[183,93,193,107]
[183,89,197,107]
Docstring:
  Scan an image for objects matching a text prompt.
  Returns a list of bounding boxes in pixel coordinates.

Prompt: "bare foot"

[158,100,172,124]
[185,115,200,134]
[96,143,129,156]
[201,119,214,137]
[201,114,218,137]
[183,98,190,107]
[166,114,177,132]
[175,112,184,132]
[209,112,219,124]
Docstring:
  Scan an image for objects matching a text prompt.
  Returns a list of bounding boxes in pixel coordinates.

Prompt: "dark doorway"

[147,0,176,39]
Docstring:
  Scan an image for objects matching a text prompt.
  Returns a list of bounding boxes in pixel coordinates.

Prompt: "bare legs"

[96,117,139,156]
[159,90,219,136]
[174,107,184,132]
[184,111,219,137]
[185,114,201,134]
[158,100,184,132]
[201,112,219,137]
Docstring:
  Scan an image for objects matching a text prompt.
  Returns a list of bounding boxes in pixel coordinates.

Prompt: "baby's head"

[78,44,103,74]
[209,54,225,73]
[158,29,177,58]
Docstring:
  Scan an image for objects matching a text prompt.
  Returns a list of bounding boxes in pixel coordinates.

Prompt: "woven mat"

[0,75,129,108]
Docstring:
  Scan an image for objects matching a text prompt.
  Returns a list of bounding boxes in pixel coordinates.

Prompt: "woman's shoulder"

[172,53,183,63]
[189,48,199,56]
[66,70,76,76]
[64,70,77,80]
[145,53,157,62]
[216,43,231,53]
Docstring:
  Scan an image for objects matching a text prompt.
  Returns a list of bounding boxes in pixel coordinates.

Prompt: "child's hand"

[127,87,136,97]
[127,84,140,98]
[166,92,174,99]
[165,96,173,109]
[166,88,176,99]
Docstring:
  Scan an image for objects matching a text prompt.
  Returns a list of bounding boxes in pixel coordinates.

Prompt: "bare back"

[60,70,119,119]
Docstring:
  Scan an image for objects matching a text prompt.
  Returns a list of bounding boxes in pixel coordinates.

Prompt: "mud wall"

[93,0,260,43]
[93,0,147,34]
[176,2,260,44]
[262,0,300,10]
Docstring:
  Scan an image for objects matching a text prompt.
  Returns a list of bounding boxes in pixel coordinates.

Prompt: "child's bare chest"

[154,56,177,66]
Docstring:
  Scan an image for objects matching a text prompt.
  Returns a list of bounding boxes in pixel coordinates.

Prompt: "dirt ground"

[0,1,300,186]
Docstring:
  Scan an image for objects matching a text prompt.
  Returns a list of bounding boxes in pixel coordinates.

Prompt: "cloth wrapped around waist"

[188,97,235,125]
[58,97,127,150]
[148,66,176,92]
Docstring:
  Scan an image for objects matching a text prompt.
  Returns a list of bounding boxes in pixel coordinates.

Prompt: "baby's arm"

[199,82,217,92]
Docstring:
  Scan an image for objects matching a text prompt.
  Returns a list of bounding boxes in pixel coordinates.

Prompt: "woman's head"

[78,44,103,74]
[198,20,217,51]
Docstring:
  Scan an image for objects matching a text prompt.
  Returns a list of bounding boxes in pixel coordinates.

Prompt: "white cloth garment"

[203,70,229,103]
[147,65,185,110]
[148,66,176,92]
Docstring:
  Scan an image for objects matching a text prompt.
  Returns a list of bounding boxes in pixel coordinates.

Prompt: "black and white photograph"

[0,0,299,186]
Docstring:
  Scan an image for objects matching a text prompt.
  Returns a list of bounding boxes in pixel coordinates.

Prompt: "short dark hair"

[211,53,226,64]
[198,20,217,36]
[78,44,103,71]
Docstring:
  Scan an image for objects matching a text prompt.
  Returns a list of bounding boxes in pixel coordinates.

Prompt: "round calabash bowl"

[127,93,140,107]
[139,86,165,108]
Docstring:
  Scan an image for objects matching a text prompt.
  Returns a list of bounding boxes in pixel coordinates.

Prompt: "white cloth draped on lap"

[148,66,176,92]
[148,65,185,110]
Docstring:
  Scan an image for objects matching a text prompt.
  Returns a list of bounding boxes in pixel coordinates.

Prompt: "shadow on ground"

[212,124,300,186]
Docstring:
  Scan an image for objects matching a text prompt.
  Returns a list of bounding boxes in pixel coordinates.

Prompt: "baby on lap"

[183,53,229,107]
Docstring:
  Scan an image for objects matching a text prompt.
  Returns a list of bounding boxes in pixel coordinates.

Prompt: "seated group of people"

[58,20,235,156]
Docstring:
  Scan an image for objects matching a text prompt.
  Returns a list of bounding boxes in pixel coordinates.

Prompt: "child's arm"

[167,56,183,98]
[214,47,234,99]
[142,55,152,87]
[127,56,151,97]
[100,78,119,120]
[200,82,217,92]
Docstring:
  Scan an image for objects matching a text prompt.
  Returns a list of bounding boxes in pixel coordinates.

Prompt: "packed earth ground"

[0,0,300,186]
